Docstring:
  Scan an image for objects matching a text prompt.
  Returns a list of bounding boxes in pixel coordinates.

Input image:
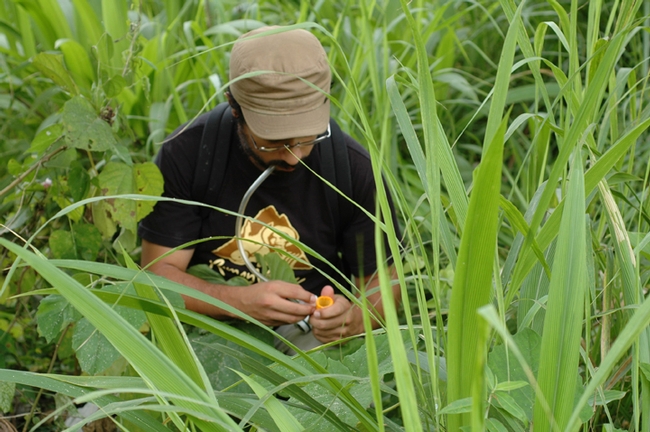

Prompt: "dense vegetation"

[1,0,650,430]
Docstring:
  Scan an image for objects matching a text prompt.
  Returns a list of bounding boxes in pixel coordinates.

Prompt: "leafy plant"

[2,0,650,431]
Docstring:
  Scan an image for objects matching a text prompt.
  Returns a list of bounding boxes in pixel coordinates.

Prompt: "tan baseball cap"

[229,26,331,140]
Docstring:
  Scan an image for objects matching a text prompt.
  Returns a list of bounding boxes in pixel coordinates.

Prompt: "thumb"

[320,285,335,299]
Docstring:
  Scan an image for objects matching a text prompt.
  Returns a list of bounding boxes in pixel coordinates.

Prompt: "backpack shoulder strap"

[192,102,233,214]
[320,118,352,230]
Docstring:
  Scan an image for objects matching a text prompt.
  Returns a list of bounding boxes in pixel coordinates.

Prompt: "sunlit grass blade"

[121,248,211,393]
[446,1,523,429]
[598,180,650,431]
[235,372,304,432]
[532,146,586,432]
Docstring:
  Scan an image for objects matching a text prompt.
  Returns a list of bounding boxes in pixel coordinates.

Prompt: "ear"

[225,92,240,118]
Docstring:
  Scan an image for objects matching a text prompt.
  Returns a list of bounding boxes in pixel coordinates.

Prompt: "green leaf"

[91,200,117,239]
[68,161,90,202]
[97,162,136,232]
[57,38,95,88]
[96,162,164,233]
[640,362,650,382]
[257,253,297,283]
[122,248,210,392]
[37,294,82,343]
[72,284,147,375]
[103,75,127,98]
[0,369,168,431]
[491,392,528,424]
[92,33,114,65]
[62,96,117,152]
[187,265,250,286]
[134,162,164,220]
[49,230,77,259]
[494,381,529,392]
[486,418,509,432]
[190,327,273,391]
[72,317,122,375]
[588,390,626,406]
[7,159,22,176]
[0,381,15,413]
[31,52,79,95]
[235,371,304,432]
[438,397,473,415]
[71,223,102,261]
[488,328,541,420]
[30,123,64,153]
[533,148,587,431]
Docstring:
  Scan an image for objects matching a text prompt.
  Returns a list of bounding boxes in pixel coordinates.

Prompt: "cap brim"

[242,99,330,140]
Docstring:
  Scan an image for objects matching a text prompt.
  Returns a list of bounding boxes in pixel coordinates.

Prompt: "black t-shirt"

[138,114,398,295]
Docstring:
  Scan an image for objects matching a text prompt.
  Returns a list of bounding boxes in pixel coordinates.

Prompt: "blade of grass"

[235,372,304,432]
[121,248,211,393]
[532,146,586,432]
[446,1,524,428]
[0,238,241,431]
[0,369,168,431]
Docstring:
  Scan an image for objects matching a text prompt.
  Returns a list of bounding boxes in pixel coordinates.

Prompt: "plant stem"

[0,146,66,199]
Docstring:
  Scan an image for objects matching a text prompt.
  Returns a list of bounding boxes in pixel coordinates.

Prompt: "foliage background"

[1,0,650,431]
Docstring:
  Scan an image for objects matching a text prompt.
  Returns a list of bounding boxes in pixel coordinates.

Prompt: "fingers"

[236,281,315,326]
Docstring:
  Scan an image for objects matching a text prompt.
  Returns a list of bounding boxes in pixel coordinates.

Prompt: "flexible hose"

[235,166,312,332]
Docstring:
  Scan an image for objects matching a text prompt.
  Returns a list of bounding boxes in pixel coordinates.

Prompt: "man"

[138,26,400,353]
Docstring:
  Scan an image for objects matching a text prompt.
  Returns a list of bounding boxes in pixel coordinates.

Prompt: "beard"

[236,125,296,171]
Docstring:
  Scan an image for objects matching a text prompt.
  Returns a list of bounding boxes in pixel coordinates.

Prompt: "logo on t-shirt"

[212,205,312,271]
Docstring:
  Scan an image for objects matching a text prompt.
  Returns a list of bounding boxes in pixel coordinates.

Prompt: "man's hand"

[232,280,316,327]
[309,286,364,343]
[141,240,316,326]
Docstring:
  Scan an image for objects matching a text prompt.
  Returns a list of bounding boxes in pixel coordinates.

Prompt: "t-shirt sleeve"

[339,137,401,277]
[137,125,204,248]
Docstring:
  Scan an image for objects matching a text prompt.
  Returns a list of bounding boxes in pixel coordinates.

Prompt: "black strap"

[320,118,352,230]
[192,102,233,216]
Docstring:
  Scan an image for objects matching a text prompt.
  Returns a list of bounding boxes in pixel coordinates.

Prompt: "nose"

[280,144,303,165]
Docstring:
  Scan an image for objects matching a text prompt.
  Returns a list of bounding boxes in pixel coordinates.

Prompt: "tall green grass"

[2,0,650,430]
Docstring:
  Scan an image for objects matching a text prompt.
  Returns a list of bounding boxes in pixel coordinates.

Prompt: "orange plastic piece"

[316,296,334,310]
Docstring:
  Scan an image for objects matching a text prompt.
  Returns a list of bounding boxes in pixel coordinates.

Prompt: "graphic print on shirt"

[212,205,312,275]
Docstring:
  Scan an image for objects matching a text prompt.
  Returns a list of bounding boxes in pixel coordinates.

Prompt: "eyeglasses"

[248,124,331,153]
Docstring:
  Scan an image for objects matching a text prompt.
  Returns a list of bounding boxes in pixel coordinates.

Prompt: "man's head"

[228,26,331,141]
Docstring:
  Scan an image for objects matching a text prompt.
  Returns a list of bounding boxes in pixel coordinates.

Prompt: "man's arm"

[309,266,400,343]
[140,239,316,326]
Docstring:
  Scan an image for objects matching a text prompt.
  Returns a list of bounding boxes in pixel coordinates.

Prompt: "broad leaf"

[71,223,102,261]
[72,284,146,375]
[49,230,76,259]
[68,161,90,202]
[62,96,116,152]
[30,123,64,153]
[72,317,122,375]
[36,294,82,343]
[134,162,164,220]
[0,381,15,413]
[97,161,164,233]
